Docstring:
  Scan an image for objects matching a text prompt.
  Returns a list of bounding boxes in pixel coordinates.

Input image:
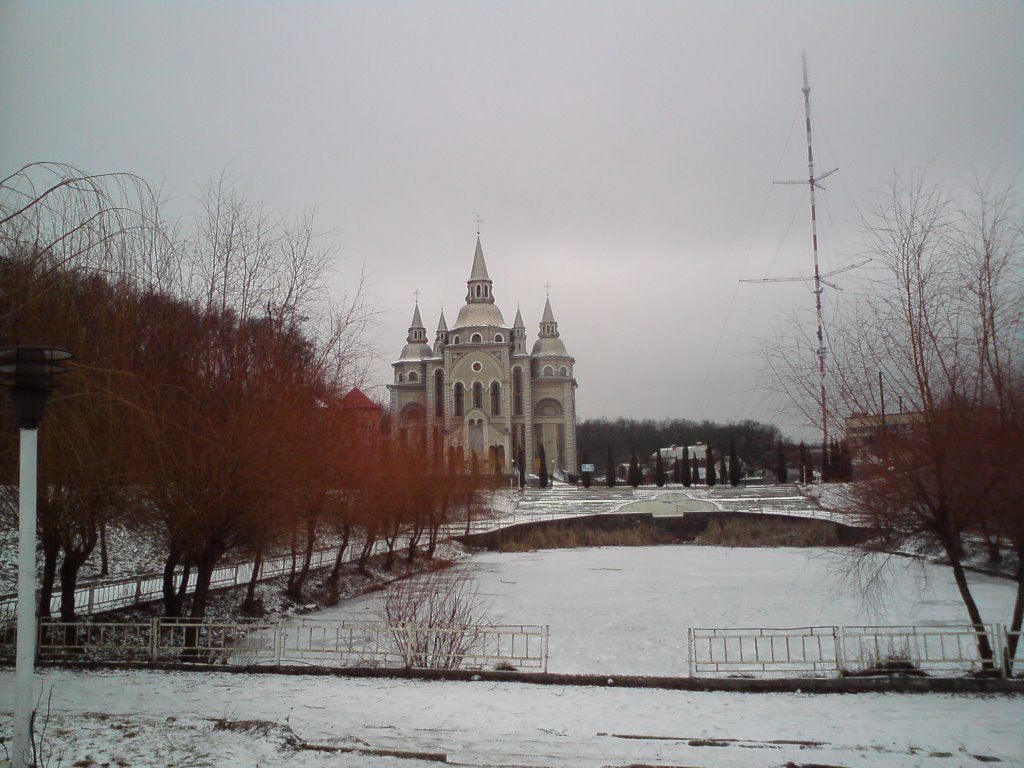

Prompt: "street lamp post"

[0,346,71,768]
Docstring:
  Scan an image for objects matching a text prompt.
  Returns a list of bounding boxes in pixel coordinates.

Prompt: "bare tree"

[767,172,1023,670]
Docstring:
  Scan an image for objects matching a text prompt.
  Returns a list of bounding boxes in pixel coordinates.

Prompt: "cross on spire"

[474,215,483,235]
[544,282,552,297]
[413,288,420,303]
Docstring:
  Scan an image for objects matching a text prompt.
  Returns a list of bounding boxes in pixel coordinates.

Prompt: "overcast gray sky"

[2,1,1021,439]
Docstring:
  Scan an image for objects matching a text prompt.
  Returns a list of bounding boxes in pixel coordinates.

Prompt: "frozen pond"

[318,545,1017,675]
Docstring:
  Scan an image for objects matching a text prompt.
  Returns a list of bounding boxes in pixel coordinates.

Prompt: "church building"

[389,236,577,477]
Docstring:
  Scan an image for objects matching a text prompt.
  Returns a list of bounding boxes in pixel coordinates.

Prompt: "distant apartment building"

[844,410,923,446]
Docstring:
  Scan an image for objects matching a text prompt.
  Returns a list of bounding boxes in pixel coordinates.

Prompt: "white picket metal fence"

[6,618,1020,678]
[2,617,548,673]
[688,624,1023,678]
[687,626,841,677]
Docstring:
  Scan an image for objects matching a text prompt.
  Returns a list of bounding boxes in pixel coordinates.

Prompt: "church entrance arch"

[468,418,484,458]
[533,398,566,473]
[400,402,427,448]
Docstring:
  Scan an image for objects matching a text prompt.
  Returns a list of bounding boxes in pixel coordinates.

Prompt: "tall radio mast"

[777,53,835,463]
[742,54,855,471]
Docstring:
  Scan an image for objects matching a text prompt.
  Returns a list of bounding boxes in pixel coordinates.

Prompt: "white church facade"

[388,236,577,477]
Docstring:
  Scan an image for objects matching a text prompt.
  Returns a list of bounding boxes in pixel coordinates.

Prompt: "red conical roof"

[340,387,381,411]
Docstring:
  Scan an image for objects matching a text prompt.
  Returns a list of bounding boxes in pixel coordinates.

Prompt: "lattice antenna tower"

[744,53,852,459]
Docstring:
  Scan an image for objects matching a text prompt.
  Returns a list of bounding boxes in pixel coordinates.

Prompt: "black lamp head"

[0,346,72,429]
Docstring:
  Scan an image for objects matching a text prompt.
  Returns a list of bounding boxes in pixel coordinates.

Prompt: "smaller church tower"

[511,307,528,355]
[538,298,559,340]
[434,309,449,353]
[406,303,427,345]
[389,303,432,438]
[530,296,576,476]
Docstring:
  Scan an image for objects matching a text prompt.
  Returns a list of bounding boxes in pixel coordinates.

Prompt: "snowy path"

[1,668,1021,767]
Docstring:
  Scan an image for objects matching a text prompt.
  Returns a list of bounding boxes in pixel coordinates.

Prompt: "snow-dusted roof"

[399,340,433,361]
[454,301,507,330]
[531,335,569,357]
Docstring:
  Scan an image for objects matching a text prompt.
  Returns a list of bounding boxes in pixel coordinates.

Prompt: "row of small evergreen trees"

[568,436,854,489]
[576,417,780,472]
[577,439,743,489]
[773,438,853,483]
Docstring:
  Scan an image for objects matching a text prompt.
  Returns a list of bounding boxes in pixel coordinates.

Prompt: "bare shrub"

[378,570,490,670]
[842,649,926,678]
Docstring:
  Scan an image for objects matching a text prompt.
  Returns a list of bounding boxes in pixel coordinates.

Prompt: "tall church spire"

[406,302,427,344]
[435,309,449,347]
[466,235,495,304]
[512,306,527,354]
[539,296,559,338]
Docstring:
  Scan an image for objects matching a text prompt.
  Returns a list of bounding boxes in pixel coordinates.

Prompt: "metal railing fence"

[688,625,840,677]
[689,623,1023,678]
[2,617,548,673]
[3,619,1019,678]
[0,535,396,625]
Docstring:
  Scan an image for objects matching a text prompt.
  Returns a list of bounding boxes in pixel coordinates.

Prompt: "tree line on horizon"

[576,417,782,475]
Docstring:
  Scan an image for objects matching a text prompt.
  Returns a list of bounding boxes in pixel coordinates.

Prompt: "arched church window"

[472,381,483,410]
[453,335,460,345]
[475,285,481,298]
[454,383,464,417]
[490,381,501,415]
[397,372,404,382]
[434,370,444,417]
[471,333,482,343]
[408,371,419,383]
[543,365,554,377]
[512,367,523,416]
[494,333,503,343]
[559,366,568,377]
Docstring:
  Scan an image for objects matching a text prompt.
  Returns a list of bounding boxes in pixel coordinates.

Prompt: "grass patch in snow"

[490,515,841,552]
[494,520,677,551]
[698,517,840,547]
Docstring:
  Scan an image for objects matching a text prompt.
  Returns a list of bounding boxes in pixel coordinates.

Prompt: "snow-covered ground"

[2,545,1020,766]
[318,546,1018,676]
[1,668,1021,767]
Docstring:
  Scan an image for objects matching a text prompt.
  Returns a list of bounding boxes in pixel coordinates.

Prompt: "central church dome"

[454,301,505,329]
